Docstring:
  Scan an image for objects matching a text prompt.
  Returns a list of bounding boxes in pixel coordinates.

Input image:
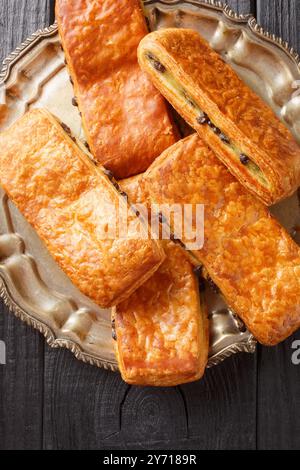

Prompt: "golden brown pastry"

[56,0,178,179]
[143,134,300,346]
[113,175,208,386]
[0,109,166,308]
[138,28,300,206]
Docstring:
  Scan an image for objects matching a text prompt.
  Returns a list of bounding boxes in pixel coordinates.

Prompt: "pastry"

[143,134,300,346]
[113,175,208,386]
[138,28,300,205]
[56,0,178,179]
[0,109,165,308]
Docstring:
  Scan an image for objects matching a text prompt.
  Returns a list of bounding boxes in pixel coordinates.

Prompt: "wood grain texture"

[256,333,300,450]
[42,0,254,451]
[257,0,300,51]
[225,0,255,15]
[0,0,52,451]
[256,1,300,450]
[0,0,54,60]
[43,348,129,450]
[180,354,257,450]
[0,304,44,450]
[0,0,300,451]
[43,348,257,450]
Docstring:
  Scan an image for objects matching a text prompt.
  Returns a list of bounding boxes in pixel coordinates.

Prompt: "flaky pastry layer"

[56,0,177,179]
[113,175,208,386]
[138,28,300,205]
[143,134,300,346]
[0,109,165,308]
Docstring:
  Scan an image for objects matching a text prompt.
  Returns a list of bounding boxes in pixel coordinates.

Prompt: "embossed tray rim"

[1,0,299,372]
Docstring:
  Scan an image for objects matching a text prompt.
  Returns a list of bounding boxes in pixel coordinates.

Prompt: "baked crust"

[138,29,300,205]
[143,134,300,346]
[0,109,165,308]
[56,0,177,179]
[114,175,208,386]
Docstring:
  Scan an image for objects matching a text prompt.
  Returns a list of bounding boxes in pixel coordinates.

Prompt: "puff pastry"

[138,29,300,205]
[113,175,208,386]
[143,134,300,346]
[0,109,165,308]
[56,0,177,179]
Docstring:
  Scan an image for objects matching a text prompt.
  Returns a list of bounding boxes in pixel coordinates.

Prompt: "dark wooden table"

[0,0,300,451]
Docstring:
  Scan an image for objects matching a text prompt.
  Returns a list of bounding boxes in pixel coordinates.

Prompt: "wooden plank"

[256,333,300,450]
[0,0,263,451]
[43,0,257,451]
[178,354,257,450]
[43,348,189,450]
[43,348,134,450]
[226,0,256,15]
[0,0,53,450]
[0,0,54,61]
[43,349,257,449]
[257,0,300,51]
[256,0,300,450]
[0,304,44,450]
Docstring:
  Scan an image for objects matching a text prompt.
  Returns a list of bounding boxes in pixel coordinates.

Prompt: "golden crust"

[114,175,208,386]
[120,175,149,206]
[56,0,177,179]
[0,109,165,308]
[138,29,300,205]
[143,134,300,346]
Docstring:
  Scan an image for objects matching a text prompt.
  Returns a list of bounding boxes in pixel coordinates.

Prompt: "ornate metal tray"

[0,0,300,372]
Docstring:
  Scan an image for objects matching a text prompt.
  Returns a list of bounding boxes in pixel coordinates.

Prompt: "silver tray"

[0,0,300,372]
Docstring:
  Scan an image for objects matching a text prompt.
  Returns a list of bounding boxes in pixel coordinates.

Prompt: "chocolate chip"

[186,98,196,108]
[177,239,185,247]
[61,122,72,136]
[212,126,221,135]
[72,96,78,107]
[240,154,250,165]
[64,58,67,65]
[120,191,128,199]
[174,238,186,249]
[147,53,166,73]
[193,265,202,277]
[84,141,91,152]
[112,319,117,341]
[103,169,114,180]
[112,181,121,191]
[182,91,196,108]
[220,133,230,144]
[196,113,209,125]
[198,278,206,293]
[207,276,220,294]
[131,205,140,217]
[158,212,166,224]
[154,60,166,73]
[69,75,74,85]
